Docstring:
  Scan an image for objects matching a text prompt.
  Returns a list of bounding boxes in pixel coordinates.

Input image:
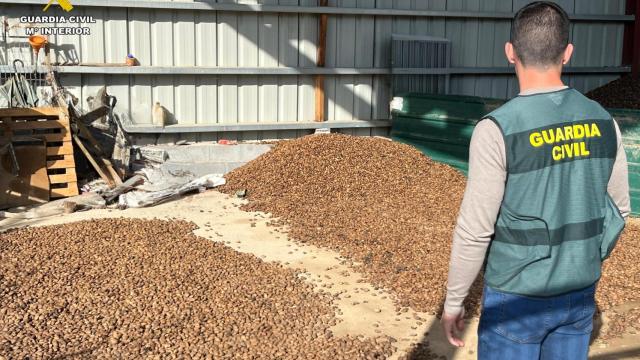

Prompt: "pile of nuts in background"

[221,134,479,313]
[222,134,640,337]
[598,223,640,312]
[0,218,394,359]
[597,223,640,339]
[587,75,640,110]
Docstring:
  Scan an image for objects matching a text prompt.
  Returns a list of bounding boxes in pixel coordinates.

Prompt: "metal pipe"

[4,0,634,22]
[393,66,632,75]
[121,120,392,134]
[1,65,629,76]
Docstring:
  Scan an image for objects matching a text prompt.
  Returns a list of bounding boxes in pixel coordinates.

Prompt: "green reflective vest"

[484,88,625,296]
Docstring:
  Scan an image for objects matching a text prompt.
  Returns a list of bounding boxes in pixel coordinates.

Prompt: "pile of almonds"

[0,218,394,359]
[220,134,477,314]
[586,75,640,110]
[221,134,640,334]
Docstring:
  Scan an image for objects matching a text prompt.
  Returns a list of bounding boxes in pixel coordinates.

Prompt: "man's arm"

[444,119,507,315]
[608,120,630,218]
[441,119,507,346]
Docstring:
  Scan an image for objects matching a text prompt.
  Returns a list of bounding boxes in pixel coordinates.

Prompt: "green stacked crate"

[391,93,640,216]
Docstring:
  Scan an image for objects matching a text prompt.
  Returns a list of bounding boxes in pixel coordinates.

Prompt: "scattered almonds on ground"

[220,134,476,314]
[598,223,640,311]
[221,134,640,340]
[600,307,640,340]
[0,218,394,359]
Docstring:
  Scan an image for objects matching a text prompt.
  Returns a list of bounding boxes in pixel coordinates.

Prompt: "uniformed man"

[441,2,631,359]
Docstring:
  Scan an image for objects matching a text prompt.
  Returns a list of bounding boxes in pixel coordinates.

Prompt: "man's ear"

[562,44,574,65]
[505,42,517,64]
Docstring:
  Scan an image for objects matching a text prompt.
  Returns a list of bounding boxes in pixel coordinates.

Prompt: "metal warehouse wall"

[0,0,632,142]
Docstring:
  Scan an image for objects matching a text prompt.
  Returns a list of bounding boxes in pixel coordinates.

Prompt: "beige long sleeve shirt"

[444,87,631,316]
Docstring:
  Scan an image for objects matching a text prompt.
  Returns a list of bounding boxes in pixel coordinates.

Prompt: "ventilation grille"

[391,34,451,95]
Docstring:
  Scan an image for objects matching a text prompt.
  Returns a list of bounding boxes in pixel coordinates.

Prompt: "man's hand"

[441,308,466,347]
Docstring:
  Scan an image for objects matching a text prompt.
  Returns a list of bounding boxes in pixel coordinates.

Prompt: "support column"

[623,0,640,77]
[314,0,328,122]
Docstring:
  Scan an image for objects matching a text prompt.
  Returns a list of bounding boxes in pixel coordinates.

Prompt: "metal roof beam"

[4,0,634,22]
[0,65,627,76]
[122,120,392,134]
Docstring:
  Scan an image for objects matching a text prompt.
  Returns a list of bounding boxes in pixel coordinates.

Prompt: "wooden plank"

[12,132,71,143]
[0,107,78,200]
[50,182,79,198]
[315,75,325,122]
[0,108,64,117]
[0,144,50,208]
[102,175,144,202]
[47,155,76,169]
[314,0,328,123]
[48,169,78,184]
[1,117,13,141]
[55,112,71,126]
[73,134,115,187]
[45,132,72,142]
[317,0,328,67]
[76,122,122,185]
[47,141,74,156]
[8,119,69,130]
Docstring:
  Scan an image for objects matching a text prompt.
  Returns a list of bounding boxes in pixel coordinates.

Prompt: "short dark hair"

[511,1,570,67]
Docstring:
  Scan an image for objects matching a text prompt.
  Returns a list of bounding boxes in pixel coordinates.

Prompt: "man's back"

[483,88,624,296]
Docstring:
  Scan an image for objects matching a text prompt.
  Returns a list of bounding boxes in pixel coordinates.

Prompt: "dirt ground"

[1,190,639,359]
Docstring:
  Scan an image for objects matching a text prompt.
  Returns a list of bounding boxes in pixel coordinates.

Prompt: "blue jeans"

[478,283,596,360]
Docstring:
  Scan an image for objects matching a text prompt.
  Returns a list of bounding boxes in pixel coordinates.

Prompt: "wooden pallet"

[0,107,79,199]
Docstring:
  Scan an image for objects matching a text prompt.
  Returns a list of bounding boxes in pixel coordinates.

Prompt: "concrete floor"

[1,190,639,359]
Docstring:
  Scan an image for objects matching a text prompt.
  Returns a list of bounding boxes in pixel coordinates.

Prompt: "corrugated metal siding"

[568,0,626,95]
[0,0,628,139]
[447,0,513,98]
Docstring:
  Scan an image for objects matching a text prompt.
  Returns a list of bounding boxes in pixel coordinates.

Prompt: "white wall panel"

[237,1,260,139]
[105,8,128,64]
[217,7,239,124]
[0,2,629,137]
[131,75,154,125]
[196,75,218,124]
[129,9,152,66]
[80,8,104,63]
[277,0,300,138]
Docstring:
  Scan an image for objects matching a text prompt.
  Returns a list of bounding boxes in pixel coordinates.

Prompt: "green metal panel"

[610,108,640,217]
[390,93,503,174]
[391,93,640,216]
